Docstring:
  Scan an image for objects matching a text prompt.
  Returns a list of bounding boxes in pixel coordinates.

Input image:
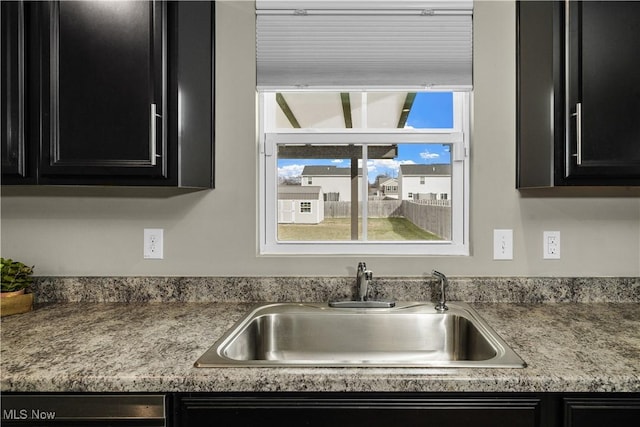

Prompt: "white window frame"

[259,91,471,256]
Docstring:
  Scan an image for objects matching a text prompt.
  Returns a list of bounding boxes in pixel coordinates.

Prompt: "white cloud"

[420,150,440,160]
[278,164,305,179]
[331,159,344,164]
[366,159,416,180]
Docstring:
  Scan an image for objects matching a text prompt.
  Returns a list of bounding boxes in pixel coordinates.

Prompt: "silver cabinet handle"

[571,102,582,165]
[150,103,161,166]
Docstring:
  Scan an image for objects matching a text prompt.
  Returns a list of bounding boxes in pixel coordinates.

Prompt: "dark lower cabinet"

[173,393,640,427]
[563,397,640,427]
[2,392,638,427]
[176,394,543,427]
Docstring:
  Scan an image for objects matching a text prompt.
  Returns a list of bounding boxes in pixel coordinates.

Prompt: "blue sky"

[278,92,453,183]
[406,92,453,129]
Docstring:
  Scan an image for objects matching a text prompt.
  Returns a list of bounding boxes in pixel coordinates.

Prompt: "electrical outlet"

[543,231,560,259]
[144,228,164,259]
[493,229,513,260]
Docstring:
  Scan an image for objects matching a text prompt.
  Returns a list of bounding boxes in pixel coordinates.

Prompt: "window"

[256,1,472,255]
[259,91,470,255]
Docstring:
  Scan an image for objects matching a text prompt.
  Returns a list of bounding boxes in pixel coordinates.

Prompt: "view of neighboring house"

[398,164,451,201]
[278,185,324,224]
[378,177,399,199]
[279,164,451,225]
[301,166,363,202]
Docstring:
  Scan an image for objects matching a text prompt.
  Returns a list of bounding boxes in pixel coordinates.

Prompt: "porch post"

[350,157,359,240]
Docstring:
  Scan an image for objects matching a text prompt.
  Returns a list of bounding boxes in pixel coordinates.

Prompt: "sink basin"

[195,302,526,368]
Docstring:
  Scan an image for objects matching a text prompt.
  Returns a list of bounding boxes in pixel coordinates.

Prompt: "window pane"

[277,145,362,241]
[368,143,451,241]
[405,92,454,129]
[366,92,411,128]
[276,143,451,242]
[270,92,453,130]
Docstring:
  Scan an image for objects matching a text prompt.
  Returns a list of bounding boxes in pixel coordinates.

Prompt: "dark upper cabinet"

[39,0,166,180]
[1,1,35,183]
[517,1,640,188]
[1,1,214,188]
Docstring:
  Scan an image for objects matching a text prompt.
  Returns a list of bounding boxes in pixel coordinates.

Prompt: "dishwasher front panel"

[1,394,166,427]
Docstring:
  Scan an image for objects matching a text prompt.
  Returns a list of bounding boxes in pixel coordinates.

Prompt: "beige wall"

[1,1,639,277]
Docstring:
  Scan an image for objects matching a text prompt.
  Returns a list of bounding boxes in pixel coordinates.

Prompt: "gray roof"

[399,164,451,176]
[301,166,362,176]
[278,185,322,200]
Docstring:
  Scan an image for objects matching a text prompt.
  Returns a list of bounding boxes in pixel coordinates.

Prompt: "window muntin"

[260,91,469,255]
[300,202,312,213]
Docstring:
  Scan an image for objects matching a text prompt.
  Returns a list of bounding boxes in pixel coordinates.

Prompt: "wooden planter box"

[0,292,34,317]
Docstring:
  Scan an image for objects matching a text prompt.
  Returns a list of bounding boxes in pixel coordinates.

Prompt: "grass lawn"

[278,217,442,241]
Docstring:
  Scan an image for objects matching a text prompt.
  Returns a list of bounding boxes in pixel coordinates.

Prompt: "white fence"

[411,199,451,207]
[324,201,402,218]
[401,201,451,240]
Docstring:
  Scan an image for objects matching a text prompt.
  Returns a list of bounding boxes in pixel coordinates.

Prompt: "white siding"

[400,176,451,200]
[278,196,324,224]
[302,176,364,202]
[293,200,322,224]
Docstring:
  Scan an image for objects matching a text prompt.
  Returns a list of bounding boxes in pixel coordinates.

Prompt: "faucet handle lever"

[431,270,446,281]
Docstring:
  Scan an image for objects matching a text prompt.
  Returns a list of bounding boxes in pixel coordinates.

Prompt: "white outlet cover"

[144,228,164,260]
[543,231,561,259]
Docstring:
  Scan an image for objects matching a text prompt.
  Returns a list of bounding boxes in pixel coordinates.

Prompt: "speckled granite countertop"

[2,301,638,393]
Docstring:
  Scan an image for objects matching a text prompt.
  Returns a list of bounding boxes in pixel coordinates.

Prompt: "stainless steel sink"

[195,302,526,368]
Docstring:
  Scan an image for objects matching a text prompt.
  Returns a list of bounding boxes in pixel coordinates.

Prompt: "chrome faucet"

[431,270,449,312]
[356,262,373,301]
[328,262,394,308]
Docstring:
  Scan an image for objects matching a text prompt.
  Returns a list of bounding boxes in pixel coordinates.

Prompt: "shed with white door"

[278,186,324,224]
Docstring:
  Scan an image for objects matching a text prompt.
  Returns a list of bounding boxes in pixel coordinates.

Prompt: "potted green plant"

[1,257,35,316]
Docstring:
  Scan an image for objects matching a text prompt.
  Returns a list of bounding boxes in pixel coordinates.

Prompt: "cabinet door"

[1,1,32,182]
[177,395,542,427]
[38,0,166,182]
[564,397,640,427]
[566,1,640,181]
[516,0,560,189]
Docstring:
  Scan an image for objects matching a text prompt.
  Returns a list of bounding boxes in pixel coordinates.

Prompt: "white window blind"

[256,0,473,90]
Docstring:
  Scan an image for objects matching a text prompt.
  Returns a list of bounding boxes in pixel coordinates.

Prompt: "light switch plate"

[493,229,513,260]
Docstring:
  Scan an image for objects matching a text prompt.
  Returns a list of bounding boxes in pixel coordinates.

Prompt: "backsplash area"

[32,276,639,304]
